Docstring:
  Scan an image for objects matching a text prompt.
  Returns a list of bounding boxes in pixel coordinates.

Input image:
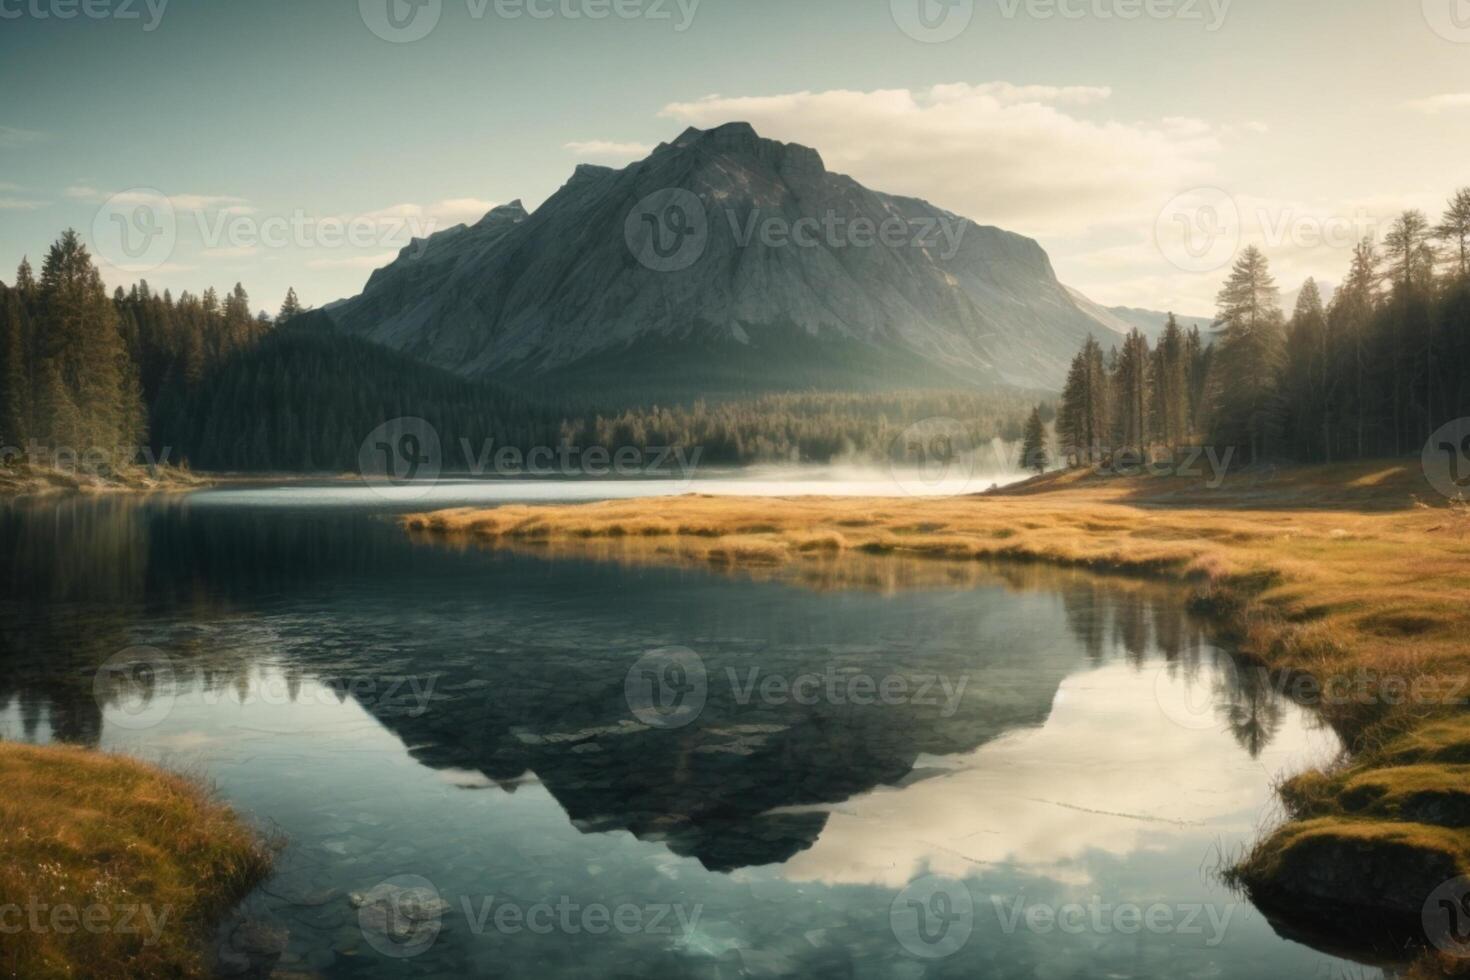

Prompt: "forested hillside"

[0,232,1040,472]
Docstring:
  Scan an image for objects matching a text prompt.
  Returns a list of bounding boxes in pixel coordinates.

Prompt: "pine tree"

[33,231,145,456]
[1330,238,1381,457]
[1283,279,1329,460]
[1151,314,1190,452]
[1019,406,1048,475]
[278,288,303,323]
[1383,211,1437,449]
[1210,246,1285,463]
[1435,188,1470,280]
[0,286,29,448]
[1057,337,1110,465]
[1114,329,1151,459]
[14,258,35,296]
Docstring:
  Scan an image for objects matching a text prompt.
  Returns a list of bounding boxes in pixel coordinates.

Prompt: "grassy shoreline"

[403,461,1470,973]
[0,463,213,498]
[0,742,274,979]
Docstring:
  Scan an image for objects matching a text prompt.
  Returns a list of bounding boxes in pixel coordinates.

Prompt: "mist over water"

[188,443,1031,510]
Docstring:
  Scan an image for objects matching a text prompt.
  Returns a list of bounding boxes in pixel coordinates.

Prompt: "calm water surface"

[0,483,1379,978]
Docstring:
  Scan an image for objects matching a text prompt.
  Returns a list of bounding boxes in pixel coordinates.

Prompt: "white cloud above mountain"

[657,82,1221,237]
[565,140,654,162]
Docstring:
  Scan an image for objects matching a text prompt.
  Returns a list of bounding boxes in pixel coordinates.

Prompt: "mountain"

[329,123,1152,399]
[1066,289,1214,343]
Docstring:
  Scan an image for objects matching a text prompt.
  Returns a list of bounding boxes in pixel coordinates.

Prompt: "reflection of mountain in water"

[0,496,1281,872]
[350,630,1084,871]
[335,577,1234,872]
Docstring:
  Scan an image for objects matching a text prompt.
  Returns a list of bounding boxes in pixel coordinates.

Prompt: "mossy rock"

[1239,818,1469,925]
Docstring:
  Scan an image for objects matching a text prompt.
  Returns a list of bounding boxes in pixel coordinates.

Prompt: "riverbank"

[403,460,1470,973]
[0,742,274,979]
[0,463,213,498]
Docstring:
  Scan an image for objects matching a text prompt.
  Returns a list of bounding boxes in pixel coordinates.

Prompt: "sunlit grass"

[0,463,206,497]
[0,742,274,980]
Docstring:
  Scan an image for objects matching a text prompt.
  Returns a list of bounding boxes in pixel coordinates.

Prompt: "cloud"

[81,188,252,212]
[564,139,655,161]
[0,197,48,211]
[1406,93,1470,114]
[1071,188,1443,312]
[430,198,498,222]
[0,126,47,148]
[345,198,499,249]
[170,193,250,212]
[93,259,197,286]
[658,82,1219,236]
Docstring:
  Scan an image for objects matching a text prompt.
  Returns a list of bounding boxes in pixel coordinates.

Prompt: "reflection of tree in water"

[1216,660,1286,758]
[0,496,408,746]
[1059,579,1288,758]
[1062,583,1110,663]
[1151,593,1199,662]
[1111,591,1151,665]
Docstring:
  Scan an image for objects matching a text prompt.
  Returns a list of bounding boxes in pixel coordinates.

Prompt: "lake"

[0,483,1379,978]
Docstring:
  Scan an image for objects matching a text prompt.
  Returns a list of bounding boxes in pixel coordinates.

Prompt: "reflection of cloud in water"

[774,658,1341,889]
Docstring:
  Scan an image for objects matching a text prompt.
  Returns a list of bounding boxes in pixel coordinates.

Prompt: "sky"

[3,0,1470,316]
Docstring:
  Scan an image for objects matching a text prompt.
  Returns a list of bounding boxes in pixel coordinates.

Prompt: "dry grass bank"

[0,463,210,498]
[404,461,1470,971]
[0,742,274,979]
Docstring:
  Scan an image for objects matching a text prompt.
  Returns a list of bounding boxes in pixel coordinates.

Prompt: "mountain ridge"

[328,122,1185,398]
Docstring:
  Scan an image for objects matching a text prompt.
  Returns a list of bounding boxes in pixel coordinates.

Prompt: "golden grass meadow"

[0,743,273,980]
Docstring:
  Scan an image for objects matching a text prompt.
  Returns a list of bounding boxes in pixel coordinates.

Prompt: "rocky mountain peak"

[476,200,528,226]
[329,123,1139,398]
[662,122,826,179]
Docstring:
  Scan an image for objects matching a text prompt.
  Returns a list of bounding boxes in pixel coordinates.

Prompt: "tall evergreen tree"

[278,288,303,323]
[1209,246,1285,463]
[1114,328,1151,458]
[1282,278,1329,460]
[34,232,143,453]
[0,285,29,447]
[1057,336,1110,465]
[1150,314,1190,452]
[1383,211,1438,449]
[1435,188,1470,280]
[1019,405,1049,475]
